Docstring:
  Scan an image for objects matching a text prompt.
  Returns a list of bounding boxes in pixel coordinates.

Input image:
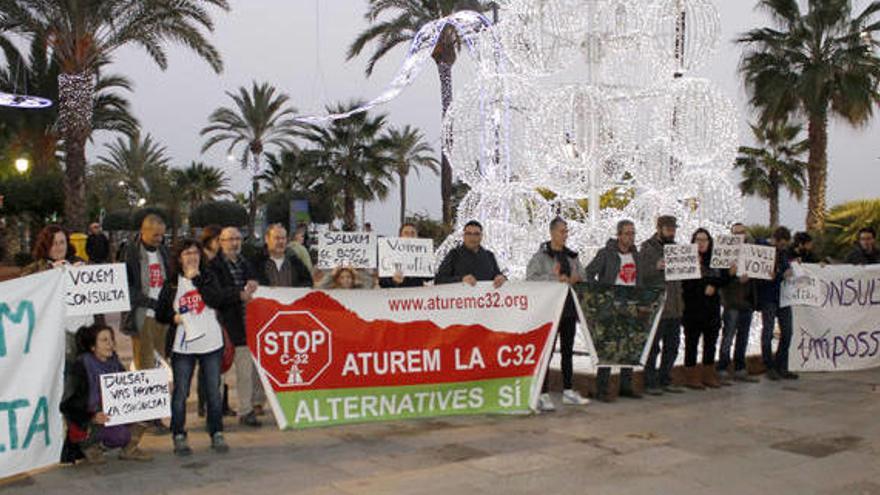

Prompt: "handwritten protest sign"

[781,264,822,308]
[738,244,776,281]
[65,263,130,316]
[100,369,171,426]
[710,235,744,269]
[377,238,435,278]
[317,232,377,270]
[664,244,701,281]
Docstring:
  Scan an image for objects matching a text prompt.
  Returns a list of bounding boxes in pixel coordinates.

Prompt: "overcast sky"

[93,0,880,236]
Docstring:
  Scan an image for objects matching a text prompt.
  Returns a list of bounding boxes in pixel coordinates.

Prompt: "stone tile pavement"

[2,367,878,495]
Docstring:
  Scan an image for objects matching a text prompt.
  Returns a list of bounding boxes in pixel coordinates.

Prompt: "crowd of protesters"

[20,214,878,464]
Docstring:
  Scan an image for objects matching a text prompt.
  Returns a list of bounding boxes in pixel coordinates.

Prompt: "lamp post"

[15,158,29,174]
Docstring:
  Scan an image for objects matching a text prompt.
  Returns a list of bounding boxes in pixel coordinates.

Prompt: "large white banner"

[0,270,65,479]
[789,264,880,372]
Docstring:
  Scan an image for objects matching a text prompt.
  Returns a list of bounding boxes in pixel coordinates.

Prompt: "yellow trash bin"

[70,232,88,261]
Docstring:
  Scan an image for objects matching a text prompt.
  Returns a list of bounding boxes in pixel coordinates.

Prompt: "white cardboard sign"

[664,244,701,281]
[377,238,435,278]
[710,235,744,269]
[65,263,131,316]
[738,244,777,281]
[100,368,171,426]
[317,232,377,270]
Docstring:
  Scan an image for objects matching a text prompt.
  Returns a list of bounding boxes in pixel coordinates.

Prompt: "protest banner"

[377,238,435,278]
[789,264,880,372]
[710,235,744,269]
[781,263,822,308]
[100,369,171,426]
[0,270,65,479]
[246,282,571,429]
[317,231,377,270]
[664,244,701,281]
[573,284,665,365]
[65,263,130,317]
[738,244,776,281]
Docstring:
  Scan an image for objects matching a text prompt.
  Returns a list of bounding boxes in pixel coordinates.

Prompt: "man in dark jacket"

[585,219,641,400]
[251,224,313,288]
[435,220,506,288]
[85,222,111,263]
[845,227,879,264]
[379,222,434,288]
[757,226,796,381]
[121,214,171,371]
[717,223,758,383]
[639,215,686,395]
[210,226,262,426]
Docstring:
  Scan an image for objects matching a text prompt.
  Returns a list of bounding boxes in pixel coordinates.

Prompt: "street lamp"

[15,158,29,173]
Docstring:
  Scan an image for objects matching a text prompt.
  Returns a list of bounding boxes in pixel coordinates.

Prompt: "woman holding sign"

[61,323,152,464]
[156,239,254,456]
[682,229,728,389]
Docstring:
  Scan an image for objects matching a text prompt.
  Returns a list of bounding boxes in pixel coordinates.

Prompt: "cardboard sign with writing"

[738,244,777,281]
[100,369,171,426]
[710,235,744,269]
[780,264,822,307]
[65,263,131,316]
[664,244,701,281]
[317,232,377,270]
[377,238,435,278]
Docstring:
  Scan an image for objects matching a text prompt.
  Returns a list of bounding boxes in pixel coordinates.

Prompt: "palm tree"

[0,0,229,231]
[380,125,439,226]
[738,0,880,230]
[93,132,172,207]
[734,121,807,228]
[0,37,137,175]
[348,0,494,225]
[171,161,231,213]
[825,199,880,254]
[257,149,320,195]
[302,102,394,230]
[200,82,300,235]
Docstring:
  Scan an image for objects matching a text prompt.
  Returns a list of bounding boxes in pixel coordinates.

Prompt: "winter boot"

[595,367,614,402]
[702,365,722,388]
[619,367,643,399]
[684,366,705,390]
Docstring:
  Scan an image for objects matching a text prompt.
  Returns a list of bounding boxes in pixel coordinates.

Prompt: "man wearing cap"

[638,215,686,395]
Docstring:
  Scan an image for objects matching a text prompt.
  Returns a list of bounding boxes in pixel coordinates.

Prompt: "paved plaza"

[3,366,878,495]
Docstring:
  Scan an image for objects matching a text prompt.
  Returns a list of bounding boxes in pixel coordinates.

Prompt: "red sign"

[178,290,205,315]
[148,263,164,288]
[255,311,332,388]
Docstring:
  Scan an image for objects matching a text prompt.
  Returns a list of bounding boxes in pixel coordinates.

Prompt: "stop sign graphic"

[256,311,332,388]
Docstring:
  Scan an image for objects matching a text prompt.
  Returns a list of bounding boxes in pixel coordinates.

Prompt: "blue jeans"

[760,303,793,372]
[172,348,223,436]
[644,318,681,388]
[718,308,753,372]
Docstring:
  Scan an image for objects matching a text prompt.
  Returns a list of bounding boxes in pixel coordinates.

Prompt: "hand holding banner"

[318,232,377,270]
[378,238,435,278]
[664,244,701,281]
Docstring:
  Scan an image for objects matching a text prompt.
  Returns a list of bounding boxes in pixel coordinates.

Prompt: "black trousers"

[543,316,576,392]
[683,319,720,367]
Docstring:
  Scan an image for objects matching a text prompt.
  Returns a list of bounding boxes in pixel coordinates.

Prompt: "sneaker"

[239,411,262,427]
[119,446,153,462]
[663,384,686,393]
[538,393,556,412]
[780,371,800,380]
[211,432,230,453]
[562,389,590,405]
[173,434,193,457]
[733,370,759,383]
[223,407,238,418]
[645,386,664,396]
[717,371,734,386]
[766,369,781,381]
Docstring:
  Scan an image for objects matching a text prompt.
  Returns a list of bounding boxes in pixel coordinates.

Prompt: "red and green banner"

[246,282,569,429]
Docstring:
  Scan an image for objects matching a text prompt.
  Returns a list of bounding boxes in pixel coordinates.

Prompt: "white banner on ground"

[100,369,171,427]
[789,264,880,372]
[0,270,65,479]
[65,263,130,317]
[710,235,744,269]
[317,232,377,270]
[664,244,701,281]
[738,244,776,281]
[377,238,435,278]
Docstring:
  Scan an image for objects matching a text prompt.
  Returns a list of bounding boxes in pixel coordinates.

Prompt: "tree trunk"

[399,171,407,227]
[437,61,454,226]
[343,190,356,231]
[59,72,95,233]
[806,111,829,231]
[768,177,780,229]
[250,177,259,237]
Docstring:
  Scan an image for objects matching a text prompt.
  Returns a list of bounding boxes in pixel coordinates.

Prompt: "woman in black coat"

[682,228,728,389]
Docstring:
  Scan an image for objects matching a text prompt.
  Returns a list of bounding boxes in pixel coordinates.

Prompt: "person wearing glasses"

[435,220,506,288]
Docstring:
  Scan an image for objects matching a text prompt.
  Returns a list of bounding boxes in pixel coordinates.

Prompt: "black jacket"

[845,245,880,265]
[60,354,124,429]
[121,236,171,335]
[435,245,503,284]
[682,253,727,328]
[249,248,313,288]
[86,233,111,263]
[208,255,257,346]
[155,269,241,354]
